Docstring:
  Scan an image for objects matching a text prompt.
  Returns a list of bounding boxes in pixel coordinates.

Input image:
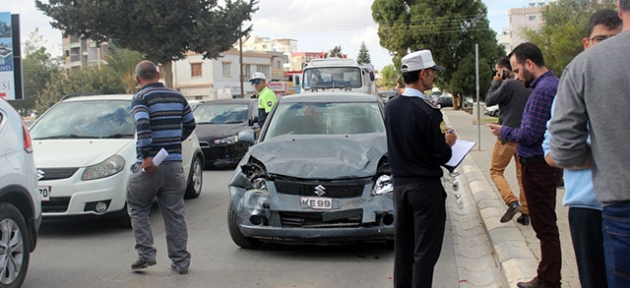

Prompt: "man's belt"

[519,155,545,164]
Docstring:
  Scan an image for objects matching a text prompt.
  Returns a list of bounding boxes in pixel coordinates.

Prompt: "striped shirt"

[131,82,196,163]
[499,71,558,159]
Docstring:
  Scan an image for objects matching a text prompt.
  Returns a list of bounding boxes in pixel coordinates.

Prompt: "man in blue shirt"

[488,43,562,288]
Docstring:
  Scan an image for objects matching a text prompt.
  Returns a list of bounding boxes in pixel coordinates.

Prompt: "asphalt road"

[23,169,461,288]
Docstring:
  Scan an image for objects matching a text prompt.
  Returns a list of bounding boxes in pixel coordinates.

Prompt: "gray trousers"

[126,162,191,271]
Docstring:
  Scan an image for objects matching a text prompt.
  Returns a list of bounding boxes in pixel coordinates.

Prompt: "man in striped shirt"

[127,60,196,275]
[488,43,563,288]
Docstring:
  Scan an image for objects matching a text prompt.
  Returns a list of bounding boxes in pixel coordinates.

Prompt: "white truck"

[299,58,377,96]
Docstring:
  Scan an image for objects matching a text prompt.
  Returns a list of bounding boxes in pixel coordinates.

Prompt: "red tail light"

[22,121,33,153]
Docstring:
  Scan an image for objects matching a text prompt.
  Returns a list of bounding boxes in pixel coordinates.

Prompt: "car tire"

[184,156,203,199]
[227,201,261,249]
[493,110,500,117]
[115,205,132,228]
[0,202,31,288]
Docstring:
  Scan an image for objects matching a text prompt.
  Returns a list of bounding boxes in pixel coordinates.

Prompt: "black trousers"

[568,207,608,288]
[393,179,446,288]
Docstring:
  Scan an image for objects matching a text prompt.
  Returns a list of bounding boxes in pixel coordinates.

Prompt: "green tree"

[379,64,398,89]
[36,0,258,87]
[523,0,615,76]
[372,0,504,108]
[357,42,371,65]
[325,46,344,58]
[37,66,126,114]
[104,45,144,94]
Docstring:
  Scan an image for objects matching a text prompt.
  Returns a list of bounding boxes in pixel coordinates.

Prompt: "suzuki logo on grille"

[37,169,45,180]
[314,185,326,197]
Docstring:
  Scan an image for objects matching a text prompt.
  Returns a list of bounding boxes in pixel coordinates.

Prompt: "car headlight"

[82,154,125,180]
[371,174,393,196]
[214,135,238,144]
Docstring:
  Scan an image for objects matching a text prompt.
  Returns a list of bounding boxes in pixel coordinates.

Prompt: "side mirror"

[238,129,255,143]
[369,72,375,81]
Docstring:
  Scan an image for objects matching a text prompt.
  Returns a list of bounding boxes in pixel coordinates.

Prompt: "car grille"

[279,209,363,228]
[38,168,79,181]
[42,197,71,213]
[274,180,367,198]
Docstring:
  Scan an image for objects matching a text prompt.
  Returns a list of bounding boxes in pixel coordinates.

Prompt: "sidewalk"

[442,109,580,288]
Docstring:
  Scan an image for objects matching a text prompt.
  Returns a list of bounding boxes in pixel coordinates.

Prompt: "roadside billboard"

[0,13,21,100]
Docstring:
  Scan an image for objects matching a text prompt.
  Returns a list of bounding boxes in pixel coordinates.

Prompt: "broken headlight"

[371,174,393,196]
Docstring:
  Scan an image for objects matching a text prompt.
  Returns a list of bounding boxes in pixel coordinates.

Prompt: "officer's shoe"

[517,213,530,226]
[517,277,541,288]
[500,202,521,223]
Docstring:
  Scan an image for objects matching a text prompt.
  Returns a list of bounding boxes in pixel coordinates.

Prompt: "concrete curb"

[459,156,538,287]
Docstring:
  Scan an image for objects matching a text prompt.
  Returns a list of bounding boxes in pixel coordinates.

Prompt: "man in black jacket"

[385,50,457,288]
[485,57,532,225]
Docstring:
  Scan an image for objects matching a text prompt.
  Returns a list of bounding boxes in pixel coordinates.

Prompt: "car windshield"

[29,100,135,140]
[264,101,384,140]
[303,67,362,90]
[193,104,248,124]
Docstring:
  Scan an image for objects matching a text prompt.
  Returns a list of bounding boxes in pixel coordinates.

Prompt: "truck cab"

[300,58,376,96]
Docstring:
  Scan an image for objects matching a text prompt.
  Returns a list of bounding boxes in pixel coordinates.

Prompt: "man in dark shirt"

[488,43,563,288]
[485,57,532,225]
[384,49,457,288]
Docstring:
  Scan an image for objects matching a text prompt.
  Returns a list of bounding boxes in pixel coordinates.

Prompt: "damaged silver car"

[227,93,394,248]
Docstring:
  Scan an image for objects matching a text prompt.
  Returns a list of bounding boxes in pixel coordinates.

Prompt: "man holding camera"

[485,57,532,225]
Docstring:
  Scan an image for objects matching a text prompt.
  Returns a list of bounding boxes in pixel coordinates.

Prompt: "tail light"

[22,121,33,153]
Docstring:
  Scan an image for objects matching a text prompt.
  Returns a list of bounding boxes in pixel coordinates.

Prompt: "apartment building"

[172,49,287,100]
[505,0,557,52]
[61,35,110,74]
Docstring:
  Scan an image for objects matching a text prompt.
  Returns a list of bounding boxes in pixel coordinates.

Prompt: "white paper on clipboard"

[446,140,476,168]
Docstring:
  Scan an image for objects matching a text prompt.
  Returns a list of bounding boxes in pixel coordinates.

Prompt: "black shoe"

[517,214,530,226]
[171,263,188,275]
[517,277,541,288]
[500,202,522,223]
[131,259,156,270]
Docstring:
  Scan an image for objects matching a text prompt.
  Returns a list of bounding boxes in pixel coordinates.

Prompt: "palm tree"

[104,45,144,94]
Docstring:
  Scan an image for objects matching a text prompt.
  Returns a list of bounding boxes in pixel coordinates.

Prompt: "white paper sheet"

[446,140,476,168]
[152,148,169,166]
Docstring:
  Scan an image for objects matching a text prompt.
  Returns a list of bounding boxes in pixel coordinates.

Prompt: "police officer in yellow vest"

[250,72,277,127]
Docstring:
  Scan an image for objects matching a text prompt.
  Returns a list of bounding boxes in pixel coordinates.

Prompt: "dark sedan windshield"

[264,102,384,139]
[194,104,248,124]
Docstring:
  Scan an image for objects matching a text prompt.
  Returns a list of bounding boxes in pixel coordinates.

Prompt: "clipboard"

[445,140,476,170]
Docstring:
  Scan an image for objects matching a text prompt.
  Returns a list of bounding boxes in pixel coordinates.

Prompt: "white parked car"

[0,98,41,288]
[485,104,500,117]
[29,94,204,226]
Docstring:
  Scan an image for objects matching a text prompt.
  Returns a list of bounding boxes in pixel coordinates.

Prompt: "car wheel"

[494,110,500,117]
[184,156,203,199]
[0,203,30,288]
[116,205,132,228]
[227,201,261,249]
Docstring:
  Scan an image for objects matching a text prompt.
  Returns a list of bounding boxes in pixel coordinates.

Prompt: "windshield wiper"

[196,122,214,125]
[34,134,92,140]
[103,133,135,139]
[224,121,245,124]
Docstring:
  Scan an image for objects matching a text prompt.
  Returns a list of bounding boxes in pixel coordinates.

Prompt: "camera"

[501,69,510,80]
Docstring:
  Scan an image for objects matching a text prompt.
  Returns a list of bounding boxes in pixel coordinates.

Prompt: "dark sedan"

[193,99,259,168]
[227,93,394,248]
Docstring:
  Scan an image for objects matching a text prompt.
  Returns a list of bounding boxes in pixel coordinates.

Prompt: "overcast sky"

[5,0,538,70]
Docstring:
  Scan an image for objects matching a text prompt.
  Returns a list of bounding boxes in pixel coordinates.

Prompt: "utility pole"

[239,27,244,98]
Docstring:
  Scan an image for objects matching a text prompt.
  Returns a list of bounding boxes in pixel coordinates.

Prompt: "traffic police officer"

[250,72,277,127]
[384,50,457,288]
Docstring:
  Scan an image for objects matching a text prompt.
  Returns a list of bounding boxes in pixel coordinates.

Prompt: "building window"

[191,63,202,77]
[222,62,231,77]
[244,64,251,79]
[529,15,536,21]
[256,66,270,78]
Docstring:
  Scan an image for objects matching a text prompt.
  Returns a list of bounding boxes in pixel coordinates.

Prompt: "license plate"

[300,197,332,210]
[38,186,51,201]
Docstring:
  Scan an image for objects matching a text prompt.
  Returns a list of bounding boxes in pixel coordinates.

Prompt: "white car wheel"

[0,203,30,288]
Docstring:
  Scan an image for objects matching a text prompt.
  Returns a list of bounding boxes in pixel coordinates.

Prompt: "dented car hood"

[248,133,386,179]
